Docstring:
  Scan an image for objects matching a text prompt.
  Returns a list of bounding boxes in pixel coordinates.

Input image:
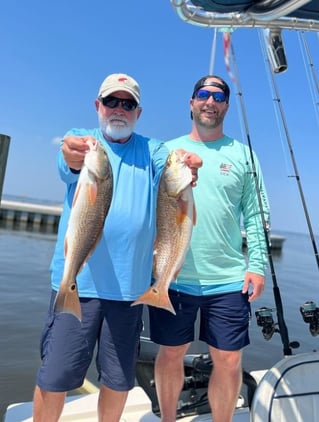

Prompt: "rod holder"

[263,28,288,73]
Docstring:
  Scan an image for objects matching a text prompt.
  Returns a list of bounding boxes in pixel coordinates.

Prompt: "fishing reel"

[255,307,277,340]
[300,301,319,337]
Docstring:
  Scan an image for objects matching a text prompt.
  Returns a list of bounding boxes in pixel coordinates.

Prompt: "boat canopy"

[170,0,319,30]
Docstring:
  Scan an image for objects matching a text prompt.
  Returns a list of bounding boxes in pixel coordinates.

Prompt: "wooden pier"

[0,199,286,251]
[0,199,62,233]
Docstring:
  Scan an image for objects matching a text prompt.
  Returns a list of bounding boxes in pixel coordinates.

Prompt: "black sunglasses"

[99,95,138,111]
[195,89,227,103]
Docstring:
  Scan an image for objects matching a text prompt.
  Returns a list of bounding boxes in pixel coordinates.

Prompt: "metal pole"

[209,28,218,74]
[0,134,11,202]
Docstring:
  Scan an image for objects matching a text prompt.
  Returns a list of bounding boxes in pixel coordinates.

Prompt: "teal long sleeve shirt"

[166,135,270,294]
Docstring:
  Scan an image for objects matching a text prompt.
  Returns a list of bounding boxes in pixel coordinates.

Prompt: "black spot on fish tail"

[53,281,82,321]
[131,286,176,315]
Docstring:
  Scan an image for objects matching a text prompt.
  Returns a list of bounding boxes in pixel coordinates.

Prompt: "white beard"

[98,114,134,141]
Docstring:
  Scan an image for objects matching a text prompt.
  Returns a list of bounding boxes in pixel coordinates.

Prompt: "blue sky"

[1,1,318,235]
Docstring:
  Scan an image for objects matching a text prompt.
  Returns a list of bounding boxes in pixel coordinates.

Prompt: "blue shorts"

[149,290,251,351]
[36,291,143,392]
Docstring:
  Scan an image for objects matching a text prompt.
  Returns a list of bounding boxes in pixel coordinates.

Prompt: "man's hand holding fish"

[174,148,203,186]
[61,135,95,170]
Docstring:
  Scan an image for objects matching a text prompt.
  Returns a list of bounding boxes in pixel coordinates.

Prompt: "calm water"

[1,222,319,420]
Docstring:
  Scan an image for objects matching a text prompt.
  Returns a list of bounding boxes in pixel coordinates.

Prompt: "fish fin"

[131,287,176,315]
[176,199,188,225]
[193,203,197,226]
[172,267,182,280]
[72,182,82,207]
[53,280,82,321]
[88,181,98,205]
[64,237,68,258]
[74,230,103,276]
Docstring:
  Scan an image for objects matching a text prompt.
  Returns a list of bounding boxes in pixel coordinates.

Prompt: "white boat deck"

[5,353,319,421]
[4,386,250,422]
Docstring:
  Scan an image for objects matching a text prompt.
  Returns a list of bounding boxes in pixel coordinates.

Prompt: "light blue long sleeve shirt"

[50,128,169,300]
[166,135,270,295]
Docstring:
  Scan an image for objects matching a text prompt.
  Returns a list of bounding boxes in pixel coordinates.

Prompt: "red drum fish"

[53,140,113,321]
[132,150,196,315]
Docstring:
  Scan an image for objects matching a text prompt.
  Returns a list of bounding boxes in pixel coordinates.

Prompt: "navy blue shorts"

[36,291,143,392]
[149,290,251,351]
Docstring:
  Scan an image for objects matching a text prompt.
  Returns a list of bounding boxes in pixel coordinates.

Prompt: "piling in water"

[0,134,11,202]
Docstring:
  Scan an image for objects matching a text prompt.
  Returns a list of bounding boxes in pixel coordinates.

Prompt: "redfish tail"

[53,280,82,321]
[131,287,176,315]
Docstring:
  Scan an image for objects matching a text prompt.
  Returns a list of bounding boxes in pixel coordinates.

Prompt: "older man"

[32,73,201,422]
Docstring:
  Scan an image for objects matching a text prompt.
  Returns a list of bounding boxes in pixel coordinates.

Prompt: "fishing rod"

[260,30,319,272]
[228,34,293,356]
[296,31,319,336]
[299,31,319,123]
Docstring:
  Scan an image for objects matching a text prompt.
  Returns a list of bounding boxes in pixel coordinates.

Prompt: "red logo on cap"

[118,77,128,82]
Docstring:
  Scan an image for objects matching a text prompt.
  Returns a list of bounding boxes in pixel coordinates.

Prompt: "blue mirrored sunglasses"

[99,95,138,111]
[195,89,227,103]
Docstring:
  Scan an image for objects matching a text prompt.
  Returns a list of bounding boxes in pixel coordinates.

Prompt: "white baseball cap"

[98,73,140,104]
